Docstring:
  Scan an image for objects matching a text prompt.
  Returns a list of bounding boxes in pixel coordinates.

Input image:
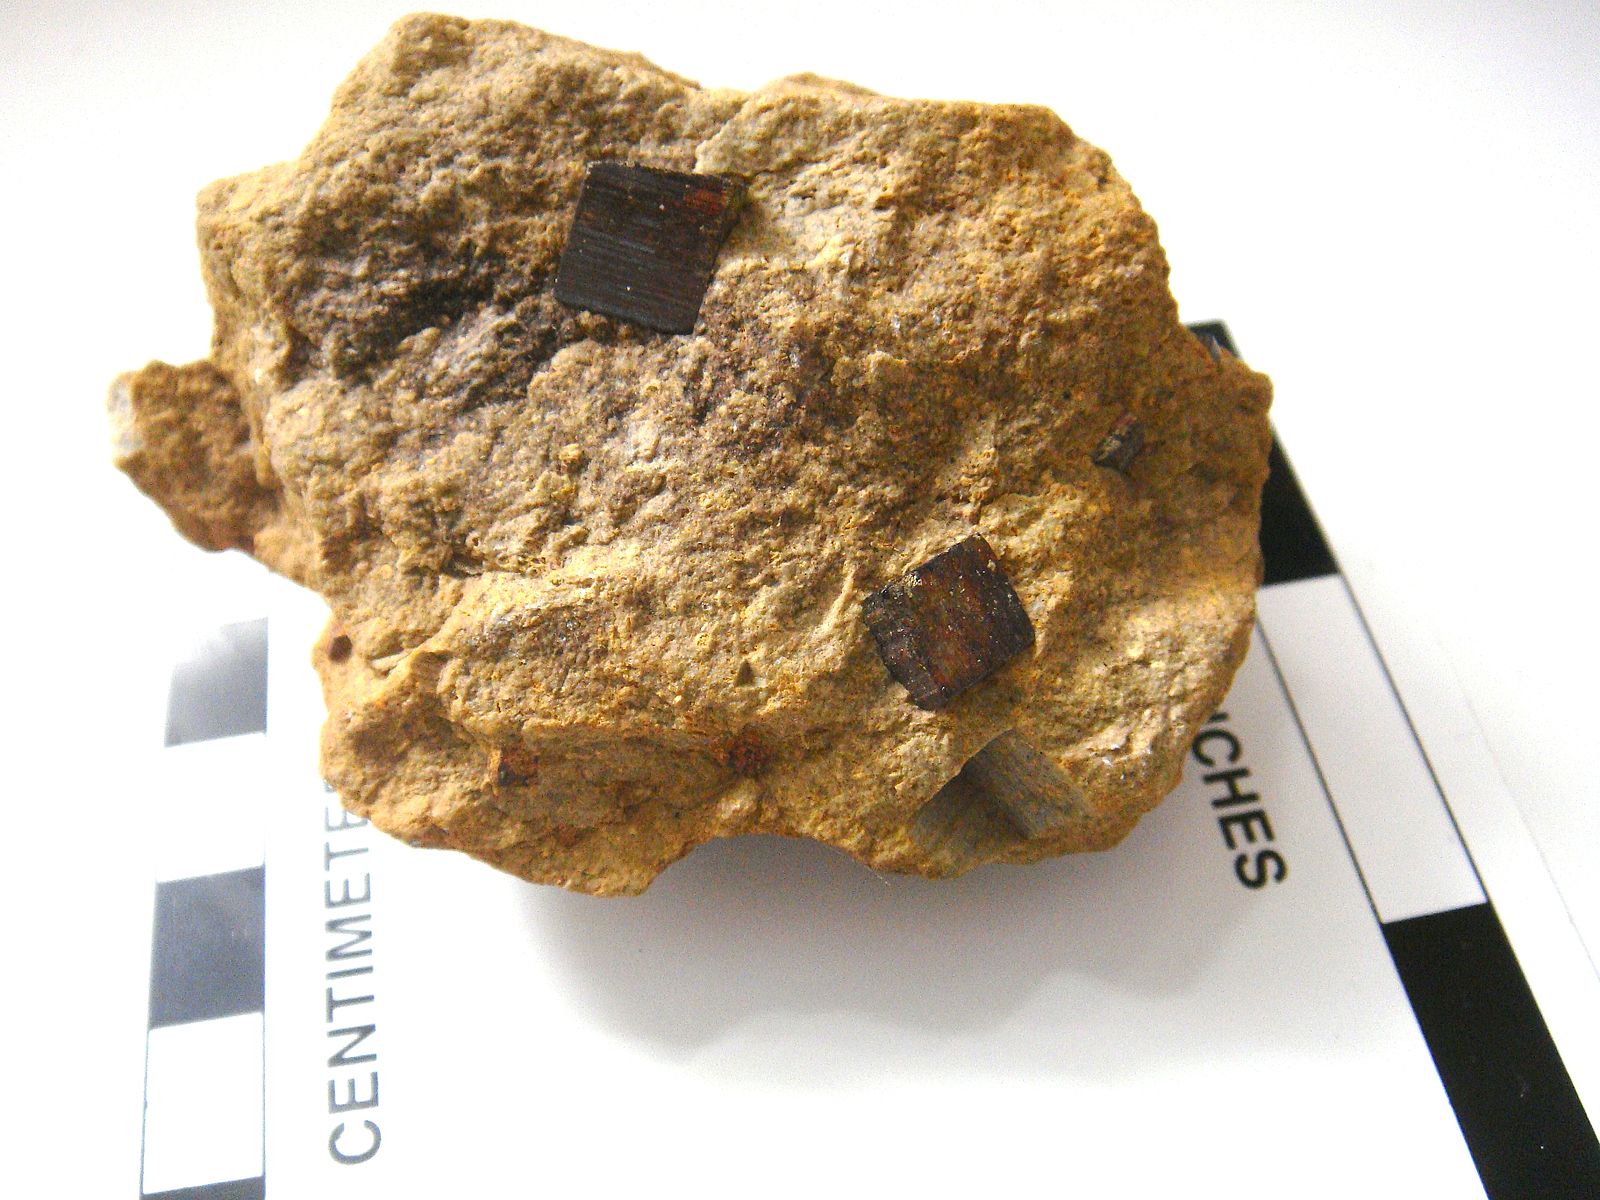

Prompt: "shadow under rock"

[521,793,1256,1082]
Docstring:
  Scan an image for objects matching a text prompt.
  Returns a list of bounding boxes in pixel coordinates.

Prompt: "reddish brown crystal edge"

[861,534,1036,710]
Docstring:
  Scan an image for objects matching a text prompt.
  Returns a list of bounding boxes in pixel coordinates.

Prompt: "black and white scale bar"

[1191,321,1600,1198]
[142,620,271,1199]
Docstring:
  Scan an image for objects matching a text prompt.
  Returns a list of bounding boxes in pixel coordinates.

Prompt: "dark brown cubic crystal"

[861,535,1036,710]
[553,162,744,333]
[1092,412,1145,474]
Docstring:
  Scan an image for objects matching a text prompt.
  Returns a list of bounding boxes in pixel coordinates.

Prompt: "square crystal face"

[554,162,743,334]
[861,535,1035,710]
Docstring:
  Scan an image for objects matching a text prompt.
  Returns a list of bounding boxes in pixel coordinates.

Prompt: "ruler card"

[133,324,1600,1199]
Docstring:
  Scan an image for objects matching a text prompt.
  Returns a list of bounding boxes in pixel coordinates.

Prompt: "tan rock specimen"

[109,14,1272,895]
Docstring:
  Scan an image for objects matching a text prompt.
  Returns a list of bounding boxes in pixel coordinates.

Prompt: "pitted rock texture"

[109,14,1272,895]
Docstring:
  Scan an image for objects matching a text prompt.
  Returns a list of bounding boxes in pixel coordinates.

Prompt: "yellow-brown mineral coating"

[109,14,1272,894]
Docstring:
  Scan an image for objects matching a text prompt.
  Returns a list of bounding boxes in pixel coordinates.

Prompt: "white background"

[2,1,1595,1191]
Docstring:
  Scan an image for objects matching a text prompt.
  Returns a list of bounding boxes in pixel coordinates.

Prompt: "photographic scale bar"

[135,331,1599,1199]
[141,619,270,1200]
[1193,319,1599,1199]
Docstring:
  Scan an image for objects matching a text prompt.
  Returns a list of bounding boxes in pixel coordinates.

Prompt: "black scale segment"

[1383,903,1600,1198]
[143,1178,266,1200]
[148,866,266,1029]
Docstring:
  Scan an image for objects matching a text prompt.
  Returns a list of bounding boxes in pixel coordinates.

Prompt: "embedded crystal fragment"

[1092,412,1146,474]
[553,163,743,333]
[861,536,1035,711]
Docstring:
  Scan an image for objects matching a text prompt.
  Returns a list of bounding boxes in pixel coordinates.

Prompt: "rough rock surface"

[109,14,1272,895]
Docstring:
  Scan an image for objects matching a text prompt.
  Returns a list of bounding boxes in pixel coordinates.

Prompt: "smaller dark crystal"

[1198,329,1235,362]
[1092,412,1145,474]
